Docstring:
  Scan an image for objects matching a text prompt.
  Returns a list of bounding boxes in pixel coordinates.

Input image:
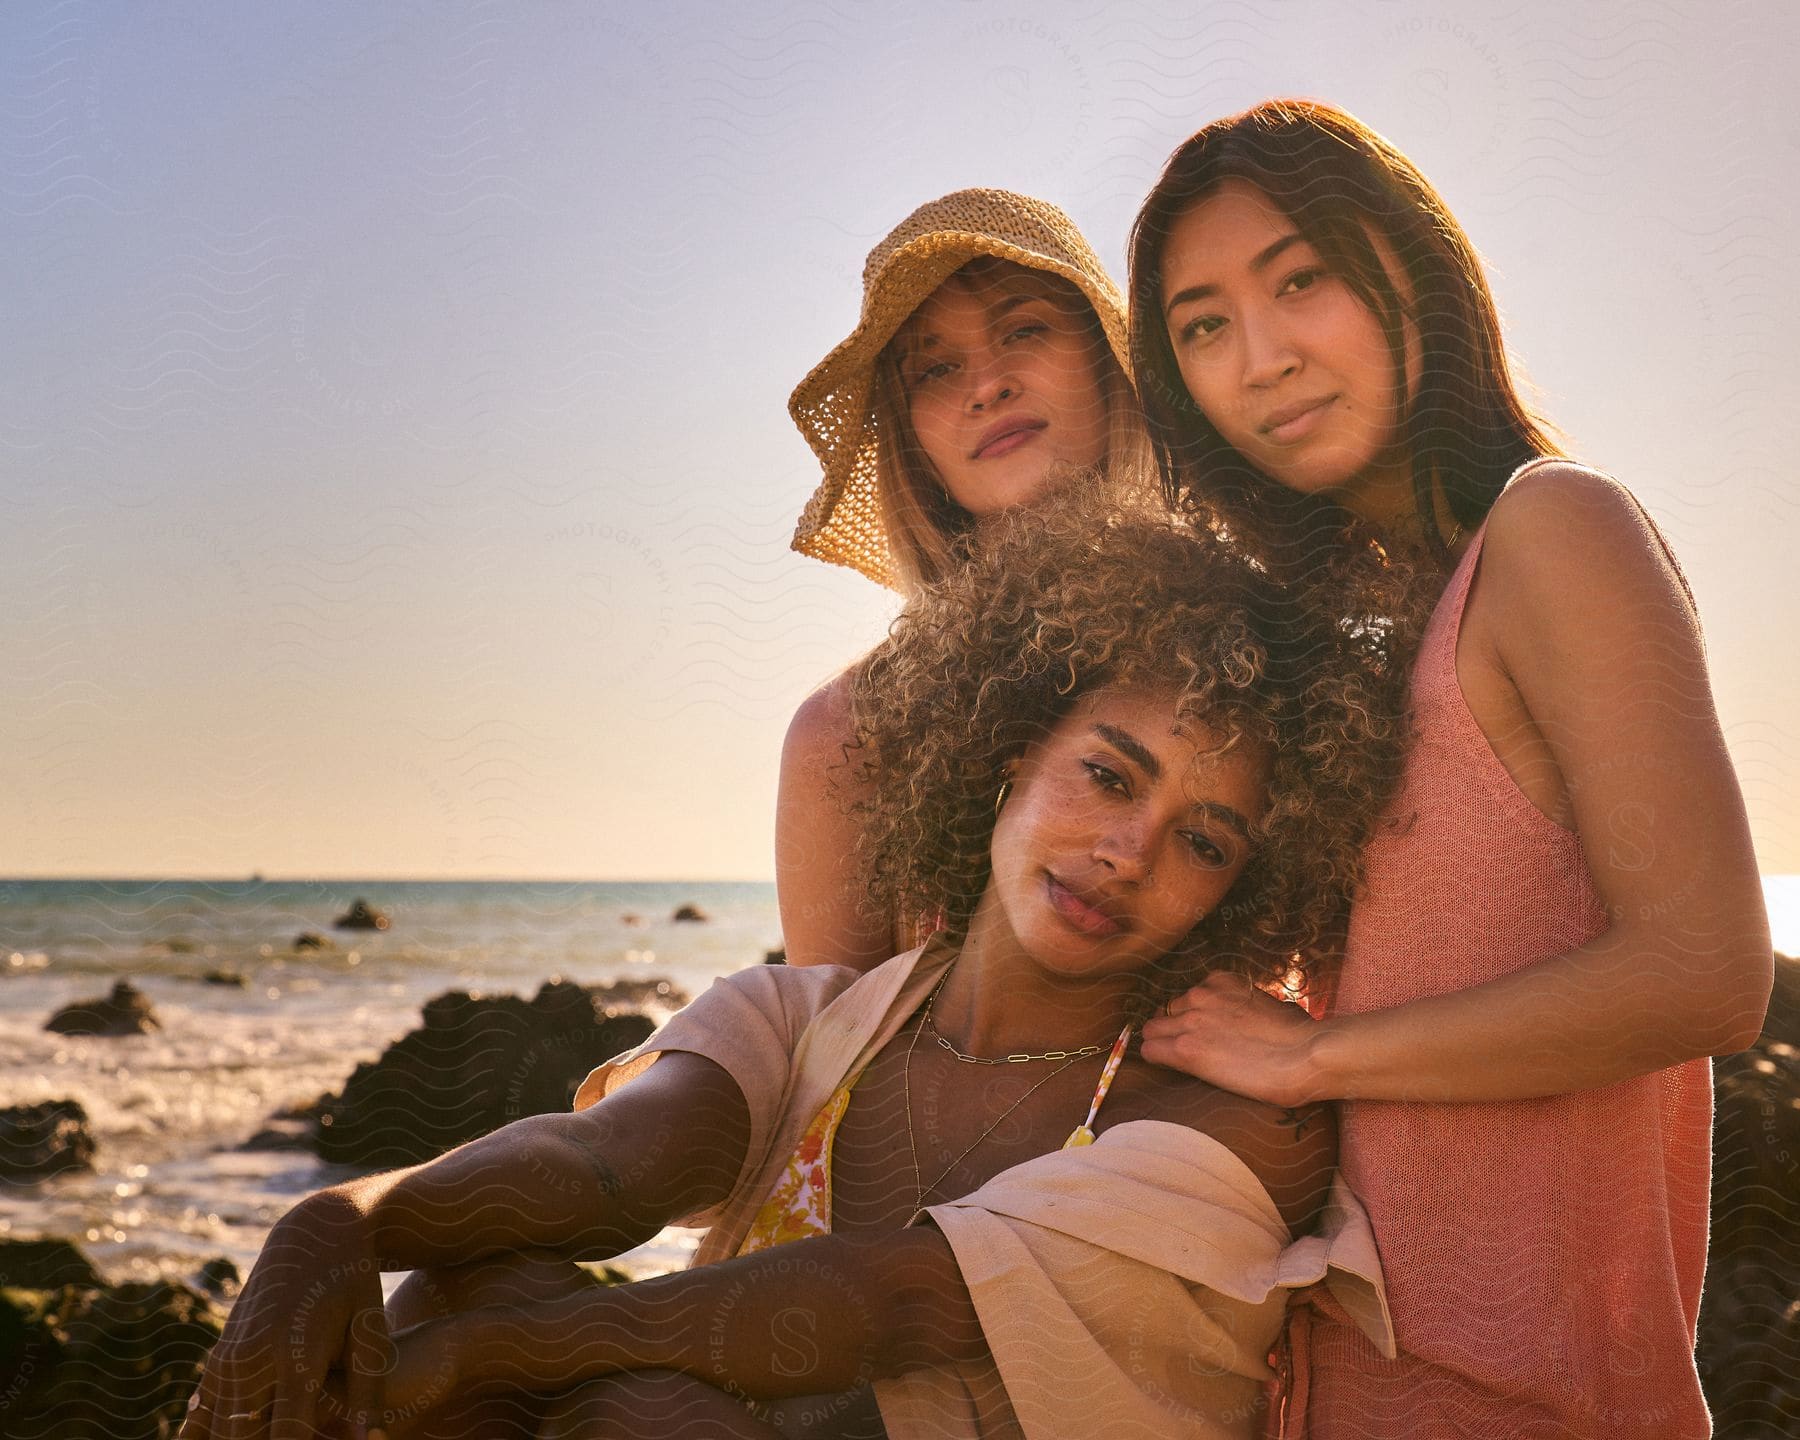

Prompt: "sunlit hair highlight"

[844,478,1404,1007]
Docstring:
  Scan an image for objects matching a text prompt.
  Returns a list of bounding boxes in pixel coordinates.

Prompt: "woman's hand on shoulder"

[1140,975,1336,1233]
[776,670,900,972]
[1140,972,1322,1108]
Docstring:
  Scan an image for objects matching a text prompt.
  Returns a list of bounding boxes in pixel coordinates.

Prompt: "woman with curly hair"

[183,494,1397,1440]
[778,188,1154,973]
[1129,99,1771,1437]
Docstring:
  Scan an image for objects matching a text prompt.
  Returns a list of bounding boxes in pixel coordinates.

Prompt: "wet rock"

[201,967,247,987]
[0,1236,104,1290]
[671,903,708,923]
[764,947,787,965]
[0,1100,98,1182]
[238,1091,329,1153]
[0,1270,224,1440]
[586,977,690,1012]
[44,979,160,1036]
[1697,951,1800,1434]
[333,898,390,931]
[303,979,656,1168]
[195,1257,240,1297]
[236,1120,313,1152]
[293,931,335,951]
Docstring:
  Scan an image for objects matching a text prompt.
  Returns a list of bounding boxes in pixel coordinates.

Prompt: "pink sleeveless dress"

[1305,463,1714,1437]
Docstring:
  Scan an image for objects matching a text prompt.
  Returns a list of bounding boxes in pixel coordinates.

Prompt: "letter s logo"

[1607,801,1657,873]
[769,1306,820,1378]
[1409,68,1452,133]
[986,66,1032,138]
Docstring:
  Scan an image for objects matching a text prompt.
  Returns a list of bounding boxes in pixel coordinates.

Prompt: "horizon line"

[0,873,779,886]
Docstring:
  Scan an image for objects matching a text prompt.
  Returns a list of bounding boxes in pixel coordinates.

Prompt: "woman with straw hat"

[779,188,1153,972]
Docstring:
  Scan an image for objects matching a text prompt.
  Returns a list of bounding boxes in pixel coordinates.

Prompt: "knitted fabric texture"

[788,188,1130,589]
[1305,461,1714,1439]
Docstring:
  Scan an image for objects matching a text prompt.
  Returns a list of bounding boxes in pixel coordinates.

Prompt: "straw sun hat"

[788,188,1133,589]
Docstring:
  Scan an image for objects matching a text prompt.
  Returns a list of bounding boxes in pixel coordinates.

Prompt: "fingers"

[204,1350,276,1440]
[1160,970,1251,1021]
[230,1392,276,1440]
[343,1299,395,1439]
[178,1382,215,1440]
[1140,1008,1191,1042]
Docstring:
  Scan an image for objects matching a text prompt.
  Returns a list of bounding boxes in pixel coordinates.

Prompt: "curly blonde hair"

[844,482,1405,996]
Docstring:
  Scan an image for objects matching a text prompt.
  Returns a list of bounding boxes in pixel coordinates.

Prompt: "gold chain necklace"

[903,975,1092,1225]
[922,979,1112,1065]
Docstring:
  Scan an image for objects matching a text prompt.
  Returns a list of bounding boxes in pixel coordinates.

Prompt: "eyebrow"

[902,292,1045,358]
[1091,722,1255,841]
[1093,722,1162,781]
[1162,231,1307,318]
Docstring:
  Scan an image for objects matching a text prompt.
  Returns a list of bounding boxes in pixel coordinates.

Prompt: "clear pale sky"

[2,1,1795,882]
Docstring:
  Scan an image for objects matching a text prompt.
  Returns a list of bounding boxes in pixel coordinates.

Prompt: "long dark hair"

[1129,98,1560,571]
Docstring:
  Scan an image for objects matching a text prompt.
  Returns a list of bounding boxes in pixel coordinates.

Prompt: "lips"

[1259,394,1336,439]
[1045,873,1126,937]
[971,417,1048,460]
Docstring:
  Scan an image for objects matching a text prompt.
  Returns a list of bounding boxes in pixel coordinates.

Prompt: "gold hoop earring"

[994,780,1012,815]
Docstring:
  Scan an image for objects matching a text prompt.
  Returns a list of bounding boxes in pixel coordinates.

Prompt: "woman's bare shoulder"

[1480,459,1696,626]
[783,667,856,758]
[1485,462,1672,570]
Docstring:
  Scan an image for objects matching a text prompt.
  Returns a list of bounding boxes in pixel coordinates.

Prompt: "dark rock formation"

[671,903,708,923]
[1698,951,1800,1436]
[195,1257,240,1298]
[201,968,247,987]
[0,1237,103,1290]
[0,1100,97,1182]
[238,1092,331,1153]
[304,979,656,1167]
[764,947,787,965]
[44,980,159,1036]
[332,898,390,931]
[293,931,335,951]
[0,1263,224,1440]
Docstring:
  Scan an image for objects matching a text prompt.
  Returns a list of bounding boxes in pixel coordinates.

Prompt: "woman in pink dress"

[1127,99,1771,1438]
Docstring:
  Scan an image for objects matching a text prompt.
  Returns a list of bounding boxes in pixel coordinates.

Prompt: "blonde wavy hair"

[844,481,1406,998]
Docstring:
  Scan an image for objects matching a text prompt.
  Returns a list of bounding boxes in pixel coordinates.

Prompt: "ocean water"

[0,879,782,1290]
[7,876,1796,1301]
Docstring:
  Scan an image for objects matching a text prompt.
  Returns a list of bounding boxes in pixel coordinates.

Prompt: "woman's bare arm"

[181,1052,749,1439]
[432,1225,982,1404]
[439,1094,1337,1404]
[776,671,904,971]
[1145,467,1771,1105]
[351,1049,751,1268]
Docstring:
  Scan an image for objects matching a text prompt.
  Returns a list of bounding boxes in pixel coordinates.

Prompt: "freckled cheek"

[910,406,965,474]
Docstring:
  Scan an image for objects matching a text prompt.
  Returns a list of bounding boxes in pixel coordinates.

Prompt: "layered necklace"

[902,971,1132,1225]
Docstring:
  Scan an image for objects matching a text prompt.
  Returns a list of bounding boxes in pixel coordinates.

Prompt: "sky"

[2,0,1796,883]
